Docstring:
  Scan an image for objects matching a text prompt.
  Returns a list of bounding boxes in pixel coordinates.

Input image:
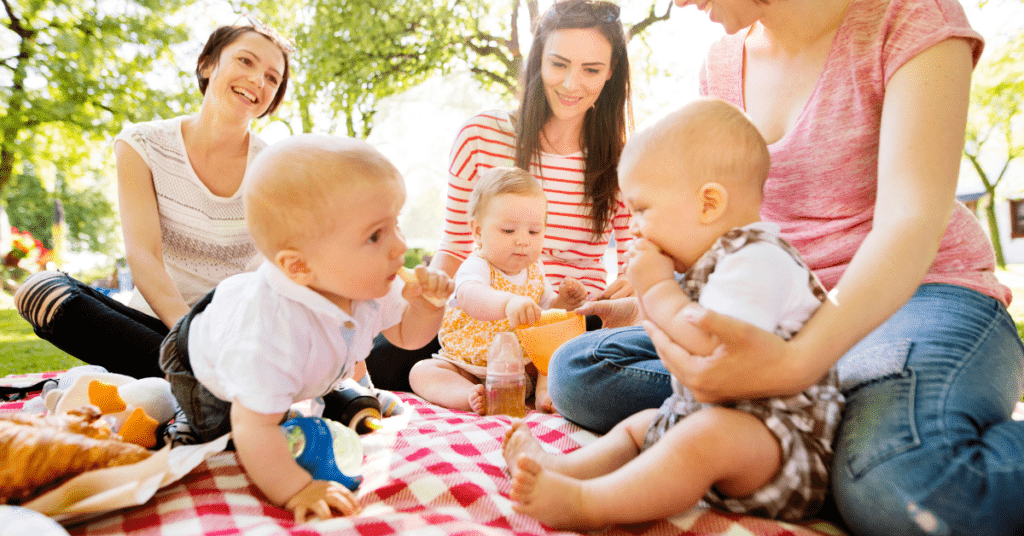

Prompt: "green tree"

[1,0,194,253]
[964,34,1024,268]
[248,0,674,138]
[239,0,465,138]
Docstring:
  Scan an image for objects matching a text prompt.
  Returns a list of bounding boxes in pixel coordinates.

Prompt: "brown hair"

[514,0,632,240]
[468,166,546,223]
[196,26,291,118]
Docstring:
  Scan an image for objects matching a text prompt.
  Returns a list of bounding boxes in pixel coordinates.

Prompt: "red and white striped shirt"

[439,111,633,298]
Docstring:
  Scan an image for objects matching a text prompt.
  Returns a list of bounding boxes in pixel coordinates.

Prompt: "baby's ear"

[698,182,728,224]
[275,249,314,285]
[469,219,483,247]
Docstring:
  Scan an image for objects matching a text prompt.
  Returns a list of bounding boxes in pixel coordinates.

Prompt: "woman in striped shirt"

[365,0,635,393]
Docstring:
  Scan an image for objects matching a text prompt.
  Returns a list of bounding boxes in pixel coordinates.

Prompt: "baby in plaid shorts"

[502,98,844,530]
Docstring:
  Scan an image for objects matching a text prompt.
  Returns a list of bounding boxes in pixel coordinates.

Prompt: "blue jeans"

[547,284,1024,534]
[547,325,672,433]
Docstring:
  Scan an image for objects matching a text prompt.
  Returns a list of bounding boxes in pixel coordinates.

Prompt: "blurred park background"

[2,0,1023,375]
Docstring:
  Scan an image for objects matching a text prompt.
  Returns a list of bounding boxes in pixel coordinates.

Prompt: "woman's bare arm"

[115,141,190,328]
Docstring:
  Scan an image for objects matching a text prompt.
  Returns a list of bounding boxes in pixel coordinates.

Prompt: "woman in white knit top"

[365,0,635,392]
[15,19,294,378]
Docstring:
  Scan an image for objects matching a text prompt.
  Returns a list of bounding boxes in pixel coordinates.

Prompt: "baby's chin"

[494,257,537,275]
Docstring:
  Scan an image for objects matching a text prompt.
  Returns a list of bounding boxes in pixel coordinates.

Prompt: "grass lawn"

[3,270,1024,378]
[0,291,86,377]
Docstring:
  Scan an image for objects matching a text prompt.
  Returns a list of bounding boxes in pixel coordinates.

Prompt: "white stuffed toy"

[43,367,176,449]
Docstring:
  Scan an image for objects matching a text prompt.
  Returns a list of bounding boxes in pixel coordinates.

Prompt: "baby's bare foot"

[469,384,487,415]
[502,419,555,475]
[510,455,604,531]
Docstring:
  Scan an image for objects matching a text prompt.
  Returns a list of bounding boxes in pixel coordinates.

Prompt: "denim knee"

[833,285,1024,535]
[548,326,671,433]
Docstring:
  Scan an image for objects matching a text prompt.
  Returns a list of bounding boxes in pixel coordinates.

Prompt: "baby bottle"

[485,332,528,418]
[281,416,364,491]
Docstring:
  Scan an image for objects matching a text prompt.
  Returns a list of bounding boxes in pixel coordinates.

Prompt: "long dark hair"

[196,26,291,118]
[514,0,632,240]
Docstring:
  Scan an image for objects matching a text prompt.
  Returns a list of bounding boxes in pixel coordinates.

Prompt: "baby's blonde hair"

[468,166,546,222]
[624,98,770,196]
[243,134,402,257]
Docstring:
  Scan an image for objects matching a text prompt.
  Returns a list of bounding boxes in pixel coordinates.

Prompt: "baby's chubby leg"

[409,359,483,413]
[509,406,781,530]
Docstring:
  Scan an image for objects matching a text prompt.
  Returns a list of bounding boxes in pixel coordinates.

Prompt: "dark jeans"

[160,290,229,443]
[161,290,357,442]
[364,315,603,393]
[20,273,167,378]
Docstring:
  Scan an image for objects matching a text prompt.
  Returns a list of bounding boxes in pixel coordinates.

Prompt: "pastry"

[0,406,152,504]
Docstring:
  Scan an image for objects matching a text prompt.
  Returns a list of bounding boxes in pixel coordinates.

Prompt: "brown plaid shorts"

[641,371,843,521]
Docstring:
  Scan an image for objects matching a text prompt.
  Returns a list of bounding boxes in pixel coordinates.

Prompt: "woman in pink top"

[547,0,1024,533]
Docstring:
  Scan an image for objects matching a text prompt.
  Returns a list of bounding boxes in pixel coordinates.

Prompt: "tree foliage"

[238,0,467,138]
[248,0,673,138]
[964,33,1024,268]
[1,0,194,257]
[2,0,676,263]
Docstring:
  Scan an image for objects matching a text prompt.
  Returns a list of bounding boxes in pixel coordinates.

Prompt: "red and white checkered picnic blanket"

[2,372,845,536]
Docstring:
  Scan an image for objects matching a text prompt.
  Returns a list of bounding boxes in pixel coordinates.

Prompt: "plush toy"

[44,368,176,449]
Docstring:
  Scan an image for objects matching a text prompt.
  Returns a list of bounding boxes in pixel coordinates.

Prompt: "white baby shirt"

[187,262,407,415]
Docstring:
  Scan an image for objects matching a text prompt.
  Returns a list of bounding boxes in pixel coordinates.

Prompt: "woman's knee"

[547,327,671,433]
[14,270,75,328]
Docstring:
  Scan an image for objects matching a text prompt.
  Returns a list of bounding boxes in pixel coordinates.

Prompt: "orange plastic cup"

[515,310,586,374]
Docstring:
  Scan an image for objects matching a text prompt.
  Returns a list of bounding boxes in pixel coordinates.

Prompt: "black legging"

[17,273,167,378]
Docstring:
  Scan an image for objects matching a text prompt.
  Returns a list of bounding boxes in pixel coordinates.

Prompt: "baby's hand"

[505,295,542,328]
[398,265,453,309]
[285,479,361,523]
[553,277,588,311]
[626,238,676,296]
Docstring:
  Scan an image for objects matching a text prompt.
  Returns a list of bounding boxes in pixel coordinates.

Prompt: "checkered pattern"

[2,372,847,536]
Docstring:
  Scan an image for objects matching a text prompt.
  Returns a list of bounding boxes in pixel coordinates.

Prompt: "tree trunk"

[985,192,1006,268]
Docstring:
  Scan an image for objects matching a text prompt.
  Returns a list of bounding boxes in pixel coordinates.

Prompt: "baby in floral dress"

[409,167,587,414]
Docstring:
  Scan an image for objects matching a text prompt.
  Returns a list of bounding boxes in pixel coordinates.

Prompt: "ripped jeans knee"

[14,270,76,329]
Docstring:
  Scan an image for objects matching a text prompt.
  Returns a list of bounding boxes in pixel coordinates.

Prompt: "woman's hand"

[599,276,635,300]
[574,296,640,329]
[642,305,806,403]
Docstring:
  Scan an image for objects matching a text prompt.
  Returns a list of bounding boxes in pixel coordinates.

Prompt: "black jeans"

[19,273,167,378]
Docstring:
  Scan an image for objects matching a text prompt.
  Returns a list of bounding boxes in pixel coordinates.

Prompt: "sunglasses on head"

[553,0,621,23]
[234,12,296,55]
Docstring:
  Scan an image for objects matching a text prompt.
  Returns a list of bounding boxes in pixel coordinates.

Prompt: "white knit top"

[114,116,265,316]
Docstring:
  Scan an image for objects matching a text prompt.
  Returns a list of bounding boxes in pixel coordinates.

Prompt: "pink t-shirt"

[701,0,1010,306]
